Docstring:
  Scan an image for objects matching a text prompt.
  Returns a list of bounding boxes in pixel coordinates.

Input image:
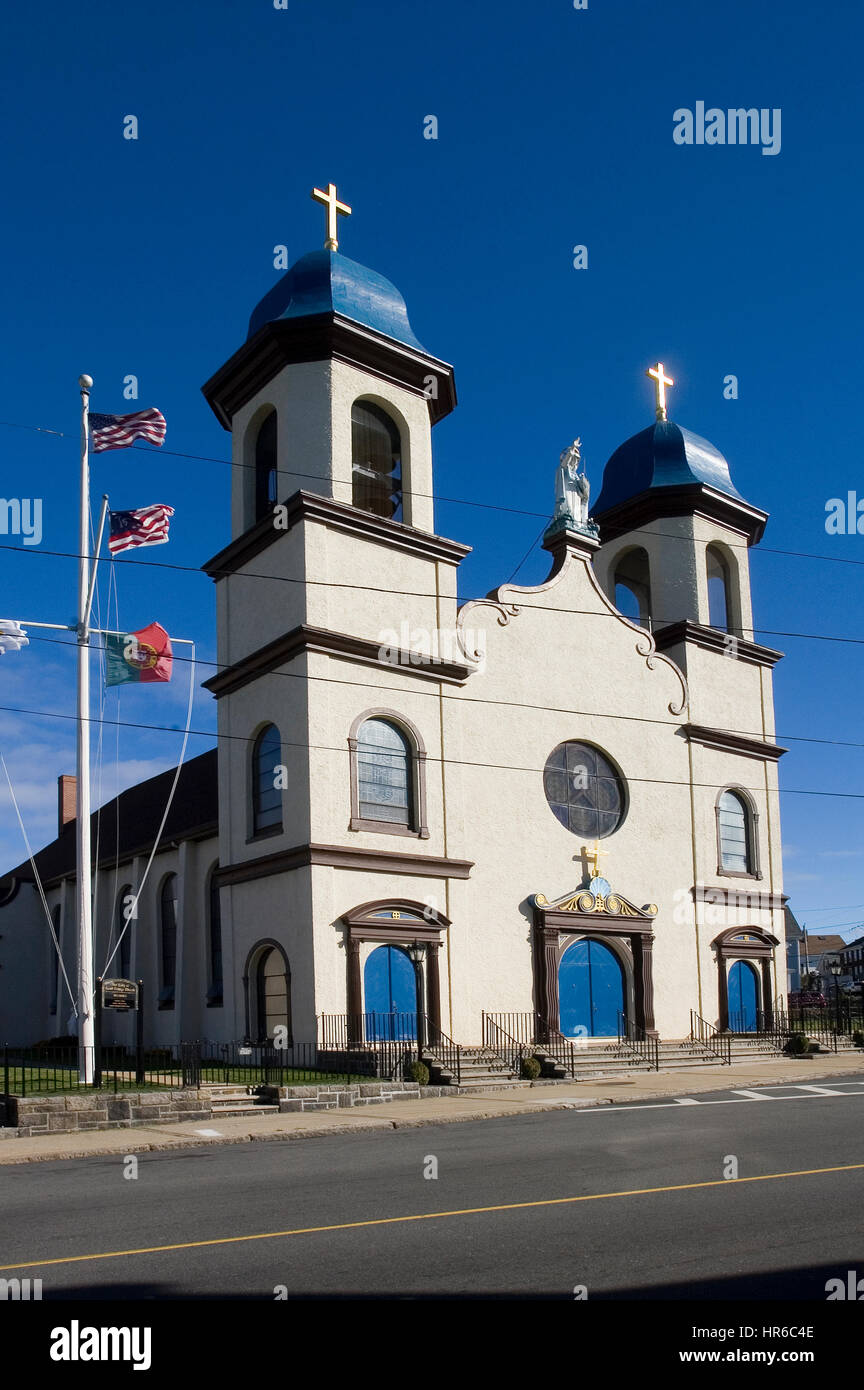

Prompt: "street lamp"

[829,956,843,1034]
[407,942,426,1050]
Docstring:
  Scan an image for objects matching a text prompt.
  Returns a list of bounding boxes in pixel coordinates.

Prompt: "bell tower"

[199,190,470,1043]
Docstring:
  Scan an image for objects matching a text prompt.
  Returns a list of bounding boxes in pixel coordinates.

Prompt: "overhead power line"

[0,697,861,803]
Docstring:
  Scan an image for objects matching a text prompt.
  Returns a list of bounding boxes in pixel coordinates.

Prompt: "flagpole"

[76,373,95,1083]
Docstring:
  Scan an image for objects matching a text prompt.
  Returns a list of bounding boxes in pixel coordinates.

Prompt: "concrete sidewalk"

[1,1052,863,1165]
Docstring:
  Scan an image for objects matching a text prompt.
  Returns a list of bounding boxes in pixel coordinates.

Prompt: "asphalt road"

[2,1079,864,1300]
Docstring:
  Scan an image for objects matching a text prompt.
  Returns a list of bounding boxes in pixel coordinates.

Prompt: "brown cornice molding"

[692,884,786,912]
[204,623,473,698]
[203,489,471,581]
[594,482,768,546]
[215,842,474,887]
[682,723,787,762]
[655,621,783,669]
[201,312,457,428]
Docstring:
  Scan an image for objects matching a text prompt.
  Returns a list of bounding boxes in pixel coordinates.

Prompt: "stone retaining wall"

[5,1091,210,1137]
[278,1081,424,1112]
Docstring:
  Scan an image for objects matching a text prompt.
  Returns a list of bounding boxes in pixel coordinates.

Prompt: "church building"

[0,186,788,1056]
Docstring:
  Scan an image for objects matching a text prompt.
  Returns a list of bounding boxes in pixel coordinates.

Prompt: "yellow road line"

[1,1161,862,1274]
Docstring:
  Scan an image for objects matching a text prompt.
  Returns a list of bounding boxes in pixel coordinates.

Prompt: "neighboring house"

[801,933,848,994]
[785,904,804,995]
[0,207,790,1046]
[840,933,864,988]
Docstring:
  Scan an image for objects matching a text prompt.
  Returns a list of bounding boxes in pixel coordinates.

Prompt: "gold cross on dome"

[311,181,352,251]
[587,840,609,879]
[646,361,674,421]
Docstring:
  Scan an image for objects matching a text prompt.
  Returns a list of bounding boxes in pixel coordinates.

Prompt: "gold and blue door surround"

[531,887,658,1043]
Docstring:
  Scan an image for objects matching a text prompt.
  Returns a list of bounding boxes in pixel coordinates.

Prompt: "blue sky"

[1,0,862,940]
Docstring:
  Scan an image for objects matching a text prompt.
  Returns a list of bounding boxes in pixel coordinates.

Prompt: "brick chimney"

[58,775,76,834]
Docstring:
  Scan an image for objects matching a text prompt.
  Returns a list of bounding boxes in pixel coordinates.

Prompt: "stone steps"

[201,1084,279,1116]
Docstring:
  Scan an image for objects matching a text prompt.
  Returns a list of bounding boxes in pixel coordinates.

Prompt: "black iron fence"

[2,1042,187,1097]
[317,1013,421,1081]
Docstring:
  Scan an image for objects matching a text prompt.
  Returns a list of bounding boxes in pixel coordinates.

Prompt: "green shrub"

[408,1061,430,1086]
[520,1055,542,1080]
[784,1033,810,1055]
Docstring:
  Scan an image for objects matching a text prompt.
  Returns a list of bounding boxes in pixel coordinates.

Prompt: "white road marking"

[674,1098,701,1105]
[576,1087,864,1114]
[793,1085,847,1096]
[730,1089,777,1100]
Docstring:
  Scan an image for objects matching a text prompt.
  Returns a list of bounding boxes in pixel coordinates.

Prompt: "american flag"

[89,408,166,453]
[108,504,175,555]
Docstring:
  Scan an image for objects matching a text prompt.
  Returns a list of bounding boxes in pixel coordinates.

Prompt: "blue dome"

[247,249,427,351]
[594,419,746,515]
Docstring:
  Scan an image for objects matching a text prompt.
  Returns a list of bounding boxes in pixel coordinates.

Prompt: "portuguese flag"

[106,622,173,687]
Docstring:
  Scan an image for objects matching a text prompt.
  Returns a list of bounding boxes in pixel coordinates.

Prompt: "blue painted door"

[559,939,624,1038]
[728,960,759,1032]
[364,945,417,1040]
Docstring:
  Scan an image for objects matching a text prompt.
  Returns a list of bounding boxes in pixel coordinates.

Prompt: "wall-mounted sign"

[102,978,139,1011]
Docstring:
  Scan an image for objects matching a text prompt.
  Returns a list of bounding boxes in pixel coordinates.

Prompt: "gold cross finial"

[587,840,609,879]
[646,361,674,421]
[311,181,352,251]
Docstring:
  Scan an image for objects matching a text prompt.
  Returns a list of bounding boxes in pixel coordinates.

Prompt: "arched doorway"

[559,939,624,1038]
[728,960,759,1032]
[364,945,417,1040]
[245,941,291,1043]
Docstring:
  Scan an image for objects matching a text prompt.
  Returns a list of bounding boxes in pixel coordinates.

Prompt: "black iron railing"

[421,1017,461,1085]
[481,1012,540,1047]
[689,1011,732,1064]
[617,1013,660,1070]
[482,1012,528,1076]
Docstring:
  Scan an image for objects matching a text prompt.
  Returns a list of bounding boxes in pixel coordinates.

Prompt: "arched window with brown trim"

[716,788,758,876]
[613,547,652,628]
[251,724,283,836]
[159,874,178,1009]
[254,409,278,522]
[707,545,732,632]
[348,710,429,838]
[207,865,223,1007]
[351,401,403,521]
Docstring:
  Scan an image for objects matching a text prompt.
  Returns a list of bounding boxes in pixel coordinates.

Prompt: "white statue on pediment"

[554,438,590,527]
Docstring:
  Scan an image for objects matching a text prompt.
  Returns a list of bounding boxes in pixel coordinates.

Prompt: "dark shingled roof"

[0,748,218,892]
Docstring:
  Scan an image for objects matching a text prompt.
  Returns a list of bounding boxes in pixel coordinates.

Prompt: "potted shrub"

[520,1055,542,1080]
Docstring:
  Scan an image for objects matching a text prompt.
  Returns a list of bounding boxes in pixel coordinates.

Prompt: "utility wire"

[0,417,862,567]
[12,627,864,760]
[0,697,860,803]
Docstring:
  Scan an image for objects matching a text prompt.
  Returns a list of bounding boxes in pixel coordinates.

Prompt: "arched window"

[613,548,652,628]
[245,941,291,1043]
[356,718,413,827]
[717,790,756,874]
[252,724,283,835]
[254,410,278,523]
[207,867,223,1007]
[115,884,133,980]
[707,546,731,632]
[159,874,178,1009]
[49,905,61,1014]
[351,401,403,521]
